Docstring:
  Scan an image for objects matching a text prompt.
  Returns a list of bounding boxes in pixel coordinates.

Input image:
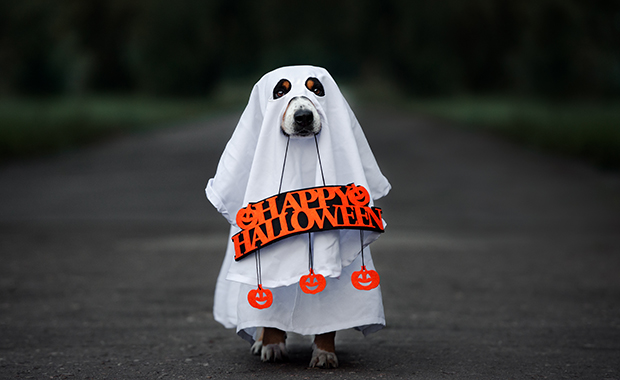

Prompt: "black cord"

[314,134,326,186]
[360,230,365,267]
[308,233,313,272]
[278,136,290,194]
[255,249,262,286]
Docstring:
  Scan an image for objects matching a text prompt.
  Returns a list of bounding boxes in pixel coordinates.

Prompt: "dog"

[206,66,389,371]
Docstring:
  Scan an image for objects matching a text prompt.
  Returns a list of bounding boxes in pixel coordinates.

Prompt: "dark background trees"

[1,0,618,98]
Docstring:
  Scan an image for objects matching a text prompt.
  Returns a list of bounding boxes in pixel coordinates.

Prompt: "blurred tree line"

[1,0,618,98]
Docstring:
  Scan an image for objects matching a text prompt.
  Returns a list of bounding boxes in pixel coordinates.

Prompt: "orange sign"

[232,184,384,261]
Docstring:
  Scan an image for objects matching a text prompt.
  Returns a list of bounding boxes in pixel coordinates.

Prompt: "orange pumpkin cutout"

[236,206,259,229]
[247,286,273,309]
[346,184,370,206]
[351,266,380,291]
[299,270,326,294]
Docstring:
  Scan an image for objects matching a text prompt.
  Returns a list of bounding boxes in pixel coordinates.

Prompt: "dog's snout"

[281,96,321,137]
[294,109,314,128]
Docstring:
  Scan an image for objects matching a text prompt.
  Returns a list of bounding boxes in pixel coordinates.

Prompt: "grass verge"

[404,97,620,170]
[0,84,250,162]
[2,85,619,171]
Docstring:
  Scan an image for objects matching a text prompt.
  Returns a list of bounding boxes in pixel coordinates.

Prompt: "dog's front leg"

[255,327,287,362]
[310,331,338,368]
[250,327,264,355]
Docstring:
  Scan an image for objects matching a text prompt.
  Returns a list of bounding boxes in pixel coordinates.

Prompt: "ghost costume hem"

[238,322,385,345]
[206,65,390,340]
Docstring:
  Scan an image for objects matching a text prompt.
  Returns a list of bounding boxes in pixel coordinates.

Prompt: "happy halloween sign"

[232,184,384,260]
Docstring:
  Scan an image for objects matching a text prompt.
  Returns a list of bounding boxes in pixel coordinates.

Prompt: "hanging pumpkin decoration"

[351,266,380,291]
[299,269,326,294]
[247,286,273,309]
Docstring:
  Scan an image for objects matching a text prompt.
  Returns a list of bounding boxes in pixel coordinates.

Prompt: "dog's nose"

[294,109,314,128]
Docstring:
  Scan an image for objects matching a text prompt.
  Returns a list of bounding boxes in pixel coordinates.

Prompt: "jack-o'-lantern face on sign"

[247,286,273,309]
[299,270,326,294]
[236,206,259,229]
[346,184,370,206]
[351,266,380,290]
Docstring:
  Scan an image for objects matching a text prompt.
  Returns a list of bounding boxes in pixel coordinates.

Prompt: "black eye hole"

[305,77,325,97]
[273,79,291,99]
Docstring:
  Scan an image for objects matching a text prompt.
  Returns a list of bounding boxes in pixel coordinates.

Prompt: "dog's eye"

[305,77,325,97]
[273,79,291,99]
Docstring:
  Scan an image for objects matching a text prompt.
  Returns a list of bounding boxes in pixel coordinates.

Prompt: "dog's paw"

[261,342,288,362]
[309,344,338,369]
[250,339,263,356]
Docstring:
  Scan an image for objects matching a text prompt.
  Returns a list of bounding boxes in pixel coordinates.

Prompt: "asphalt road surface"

[1,106,619,379]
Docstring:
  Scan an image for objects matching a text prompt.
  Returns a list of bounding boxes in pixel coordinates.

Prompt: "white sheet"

[206,65,390,338]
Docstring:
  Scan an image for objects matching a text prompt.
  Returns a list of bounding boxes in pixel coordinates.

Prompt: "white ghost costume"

[205,65,391,344]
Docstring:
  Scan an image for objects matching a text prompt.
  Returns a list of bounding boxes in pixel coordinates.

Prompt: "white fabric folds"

[206,65,391,340]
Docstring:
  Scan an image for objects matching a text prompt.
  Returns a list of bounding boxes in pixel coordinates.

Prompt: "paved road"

[1,107,619,379]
